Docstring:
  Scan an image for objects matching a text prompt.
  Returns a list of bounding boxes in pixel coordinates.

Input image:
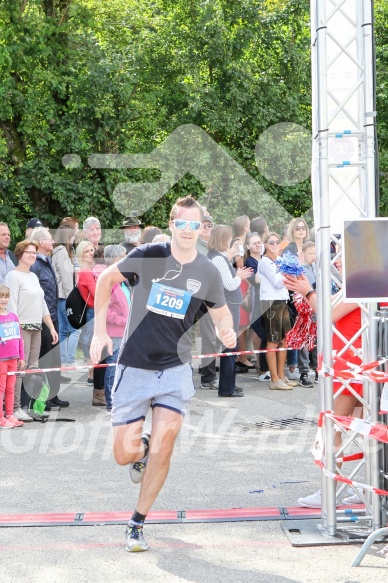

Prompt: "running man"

[90,196,236,552]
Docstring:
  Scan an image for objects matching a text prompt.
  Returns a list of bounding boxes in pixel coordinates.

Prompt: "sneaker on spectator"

[283,377,298,387]
[269,379,292,390]
[125,522,149,552]
[297,489,322,508]
[6,415,24,427]
[129,431,151,484]
[13,408,33,422]
[0,417,15,429]
[298,489,338,508]
[342,487,364,505]
[199,379,219,390]
[258,372,271,382]
[287,368,300,380]
[299,374,314,388]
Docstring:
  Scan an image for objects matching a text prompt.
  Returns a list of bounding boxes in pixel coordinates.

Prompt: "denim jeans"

[104,337,122,409]
[81,307,94,359]
[287,348,298,368]
[57,299,81,365]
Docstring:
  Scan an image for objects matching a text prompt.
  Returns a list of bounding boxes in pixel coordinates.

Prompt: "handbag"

[66,287,90,329]
[241,285,252,313]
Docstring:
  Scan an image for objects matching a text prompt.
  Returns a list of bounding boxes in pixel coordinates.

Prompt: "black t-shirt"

[117,242,226,370]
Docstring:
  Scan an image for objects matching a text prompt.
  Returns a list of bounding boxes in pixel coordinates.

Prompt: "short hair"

[250,216,268,237]
[169,196,204,221]
[139,226,162,244]
[302,240,315,252]
[29,227,50,246]
[0,222,9,230]
[83,217,101,232]
[75,240,95,266]
[207,225,232,253]
[287,217,310,243]
[14,239,38,259]
[104,244,126,265]
[232,215,250,238]
[153,234,171,243]
[0,284,10,298]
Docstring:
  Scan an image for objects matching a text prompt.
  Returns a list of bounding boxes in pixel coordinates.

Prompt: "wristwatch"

[305,289,316,300]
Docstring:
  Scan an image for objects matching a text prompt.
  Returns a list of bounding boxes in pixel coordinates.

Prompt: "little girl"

[0,284,25,428]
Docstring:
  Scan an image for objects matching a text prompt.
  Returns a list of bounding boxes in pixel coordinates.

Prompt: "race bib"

[146,282,191,320]
[0,321,20,342]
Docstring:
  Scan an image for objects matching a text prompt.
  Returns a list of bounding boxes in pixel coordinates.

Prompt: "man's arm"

[207,304,236,349]
[90,264,125,363]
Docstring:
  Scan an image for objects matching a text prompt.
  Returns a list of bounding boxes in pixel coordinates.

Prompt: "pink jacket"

[106,283,129,338]
[0,312,25,361]
[92,264,129,338]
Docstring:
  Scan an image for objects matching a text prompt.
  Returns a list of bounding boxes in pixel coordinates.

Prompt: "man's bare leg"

[113,420,145,466]
[137,406,183,515]
[125,406,183,552]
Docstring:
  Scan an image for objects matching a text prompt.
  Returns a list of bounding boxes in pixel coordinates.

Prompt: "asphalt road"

[0,366,386,581]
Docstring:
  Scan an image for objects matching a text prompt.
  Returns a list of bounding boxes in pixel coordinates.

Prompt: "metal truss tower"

[310,0,384,541]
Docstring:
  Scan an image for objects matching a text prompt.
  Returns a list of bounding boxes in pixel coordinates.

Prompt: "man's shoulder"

[8,250,18,266]
[126,242,171,259]
[193,252,222,277]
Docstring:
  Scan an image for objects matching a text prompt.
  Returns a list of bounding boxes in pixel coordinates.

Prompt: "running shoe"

[129,431,151,484]
[13,408,33,422]
[297,489,339,508]
[297,489,322,508]
[6,415,24,427]
[199,379,219,390]
[299,374,314,388]
[287,368,300,380]
[125,522,149,552]
[342,487,364,505]
[0,417,15,429]
[258,372,271,382]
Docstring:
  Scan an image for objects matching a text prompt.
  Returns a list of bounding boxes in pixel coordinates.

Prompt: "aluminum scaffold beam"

[308,0,384,546]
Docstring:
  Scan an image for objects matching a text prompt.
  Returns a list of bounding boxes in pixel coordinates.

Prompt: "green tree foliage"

[0,0,387,239]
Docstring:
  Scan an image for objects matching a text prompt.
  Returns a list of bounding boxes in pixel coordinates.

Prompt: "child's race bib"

[0,321,20,342]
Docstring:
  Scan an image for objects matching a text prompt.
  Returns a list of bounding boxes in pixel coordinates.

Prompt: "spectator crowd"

[0,208,330,428]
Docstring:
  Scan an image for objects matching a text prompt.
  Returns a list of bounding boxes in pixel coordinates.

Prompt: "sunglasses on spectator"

[294,225,306,231]
[267,240,280,245]
[202,223,214,229]
[173,219,202,231]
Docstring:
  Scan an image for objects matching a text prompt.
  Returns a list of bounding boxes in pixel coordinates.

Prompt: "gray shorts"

[111,363,195,426]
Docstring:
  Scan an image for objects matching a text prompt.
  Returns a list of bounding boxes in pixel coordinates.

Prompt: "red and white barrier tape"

[325,413,388,445]
[0,347,293,376]
[313,412,388,498]
[321,354,388,383]
[315,462,388,498]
